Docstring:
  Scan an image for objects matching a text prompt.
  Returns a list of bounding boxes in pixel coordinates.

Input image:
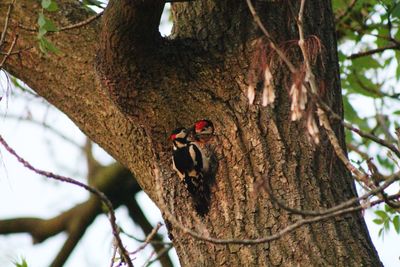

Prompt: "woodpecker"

[170,127,210,215]
[193,119,214,144]
[170,127,203,181]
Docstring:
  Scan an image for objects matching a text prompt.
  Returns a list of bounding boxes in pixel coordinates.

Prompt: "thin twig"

[315,97,400,159]
[245,0,297,73]
[154,164,391,245]
[335,0,358,23]
[264,164,400,217]
[142,250,157,267]
[120,227,172,245]
[0,0,16,49]
[297,0,318,94]
[155,163,390,245]
[0,134,133,267]
[145,245,173,267]
[348,43,400,59]
[19,11,104,33]
[347,143,369,160]
[0,34,18,68]
[109,238,118,267]
[131,223,163,255]
[376,114,397,143]
[0,46,34,55]
[318,108,371,186]
[58,11,104,32]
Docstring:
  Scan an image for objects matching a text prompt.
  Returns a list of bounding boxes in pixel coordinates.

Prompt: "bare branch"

[0,46,34,55]
[19,11,104,33]
[316,97,400,159]
[153,163,399,245]
[0,134,133,267]
[262,165,400,217]
[58,11,104,32]
[297,0,318,94]
[348,43,400,59]
[0,34,18,68]
[0,0,15,49]
[318,108,371,186]
[245,0,297,73]
[131,223,163,255]
[335,0,358,23]
[347,143,369,160]
[125,197,174,267]
[145,245,173,267]
[376,114,397,143]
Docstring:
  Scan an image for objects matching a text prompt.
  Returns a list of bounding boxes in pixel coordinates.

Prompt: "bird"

[170,127,210,216]
[170,127,203,181]
[193,119,214,145]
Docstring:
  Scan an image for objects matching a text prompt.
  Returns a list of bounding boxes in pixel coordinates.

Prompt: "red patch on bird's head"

[169,134,177,140]
[195,120,208,131]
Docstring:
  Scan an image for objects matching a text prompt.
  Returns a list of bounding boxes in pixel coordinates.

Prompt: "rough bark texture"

[2,0,381,266]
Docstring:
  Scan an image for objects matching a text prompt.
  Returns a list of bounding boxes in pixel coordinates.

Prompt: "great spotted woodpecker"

[170,127,210,215]
[170,127,203,181]
[193,119,214,144]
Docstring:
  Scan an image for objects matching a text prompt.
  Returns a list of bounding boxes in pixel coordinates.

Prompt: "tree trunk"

[2,0,381,266]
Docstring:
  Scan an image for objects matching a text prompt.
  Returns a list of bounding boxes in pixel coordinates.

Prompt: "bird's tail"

[184,174,210,216]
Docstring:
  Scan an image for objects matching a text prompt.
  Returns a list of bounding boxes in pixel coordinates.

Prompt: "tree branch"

[0,34,18,68]
[126,198,174,267]
[0,0,15,49]
[348,43,400,59]
[0,134,133,267]
[58,11,104,32]
[153,165,400,245]
[335,0,358,23]
[96,0,166,115]
[245,0,297,73]
[1,0,163,196]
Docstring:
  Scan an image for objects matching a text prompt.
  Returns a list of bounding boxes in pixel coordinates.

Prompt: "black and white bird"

[170,127,210,215]
[170,127,203,182]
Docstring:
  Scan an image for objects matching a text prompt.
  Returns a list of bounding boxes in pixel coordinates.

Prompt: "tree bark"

[2,0,382,266]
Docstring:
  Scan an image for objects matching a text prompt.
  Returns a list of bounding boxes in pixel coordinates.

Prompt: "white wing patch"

[189,145,198,166]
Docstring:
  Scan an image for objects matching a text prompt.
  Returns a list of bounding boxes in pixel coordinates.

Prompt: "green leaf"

[393,215,400,234]
[44,19,58,32]
[41,0,58,11]
[384,219,390,231]
[41,0,51,8]
[345,72,382,98]
[378,227,384,237]
[37,12,58,32]
[13,257,28,267]
[394,110,400,115]
[376,154,395,172]
[375,210,388,220]
[373,218,384,225]
[352,56,382,70]
[384,204,395,214]
[38,37,60,54]
[37,27,47,39]
[392,3,400,19]
[38,13,46,28]
[397,65,400,81]
[83,0,103,6]
[45,2,59,12]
